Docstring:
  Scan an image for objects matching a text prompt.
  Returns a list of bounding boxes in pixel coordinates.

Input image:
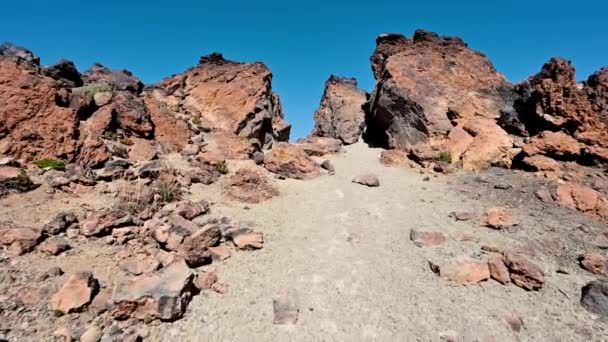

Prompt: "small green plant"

[53,310,64,317]
[215,160,229,175]
[192,116,201,125]
[34,159,66,171]
[119,137,134,146]
[72,82,113,97]
[437,151,453,164]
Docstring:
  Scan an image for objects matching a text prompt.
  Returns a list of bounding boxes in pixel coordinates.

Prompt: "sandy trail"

[151,142,604,341]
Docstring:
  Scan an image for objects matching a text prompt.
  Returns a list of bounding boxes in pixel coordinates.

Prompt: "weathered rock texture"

[0,46,290,167]
[148,53,290,150]
[311,76,367,144]
[365,30,514,150]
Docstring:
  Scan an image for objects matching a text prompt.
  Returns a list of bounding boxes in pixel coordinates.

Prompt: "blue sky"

[1,0,606,139]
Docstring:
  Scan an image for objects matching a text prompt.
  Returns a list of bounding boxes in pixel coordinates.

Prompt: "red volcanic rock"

[0,221,42,255]
[585,67,608,125]
[264,143,320,179]
[149,53,290,150]
[49,271,99,314]
[503,253,545,291]
[554,183,608,221]
[366,29,512,149]
[431,256,490,284]
[0,56,79,163]
[223,168,279,203]
[295,136,342,157]
[142,95,190,151]
[312,75,367,144]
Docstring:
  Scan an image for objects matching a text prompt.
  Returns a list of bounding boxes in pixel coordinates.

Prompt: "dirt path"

[151,142,605,341]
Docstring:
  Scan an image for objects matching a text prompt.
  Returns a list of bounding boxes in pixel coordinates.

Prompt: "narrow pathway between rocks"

[151,142,602,341]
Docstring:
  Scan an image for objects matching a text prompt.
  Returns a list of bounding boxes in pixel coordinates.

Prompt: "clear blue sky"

[1,0,606,139]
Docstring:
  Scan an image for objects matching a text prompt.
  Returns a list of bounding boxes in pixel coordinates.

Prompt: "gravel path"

[151,142,606,341]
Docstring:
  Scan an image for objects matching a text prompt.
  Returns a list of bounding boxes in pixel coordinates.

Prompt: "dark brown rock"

[581,280,608,317]
[38,238,70,255]
[42,212,77,235]
[503,253,544,291]
[312,75,367,144]
[487,255,511,285]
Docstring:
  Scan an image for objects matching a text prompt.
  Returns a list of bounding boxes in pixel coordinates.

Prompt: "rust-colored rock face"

[366,29,513,149]
[312,76,367,144]
[0,57,79,162]
[150,53,290,149]
[585,67,608,125]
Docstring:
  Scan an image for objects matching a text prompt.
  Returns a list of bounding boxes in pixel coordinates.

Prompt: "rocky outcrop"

[507,58,608,167]
[585,67,608,125]
[0,43,291,168]
[311,76,367,144]
[365,29,514,150]
[0,56,79,162]
[148,53,290,150]
[264,143,320,179]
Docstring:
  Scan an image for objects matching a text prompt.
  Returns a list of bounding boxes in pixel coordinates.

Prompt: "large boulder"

[82,63,144,94]
[111,260,196,321]
[0,221,43,255]
[264,143,320,179]
[0,42,40,65]
[223,168,279,203]
[365,29,513,149]
[311,75,367,144]
[49,272,99,314]
[148,53,290,150]
[0,56,79,162]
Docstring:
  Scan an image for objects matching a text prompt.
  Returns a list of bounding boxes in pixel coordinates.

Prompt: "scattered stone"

[487,255,511,285]
[410,229,446,247]
[295,136,342,156]
[380,149,410,167]
[80,325,103,342]
[554,183,608,221]
[80,209,133,237]
[264,143,321,179]
[175,200,210,220]
[120,254,161,275]
[352,173,380,187]
[0,221,43,255]
[42,212,77,235]
[112,226,138,244]
[535,188,553,203]
[89,288,113,315]
[580,252,607,275]
[137,160,163,179]
[38,238,71,255]
[224,168,279,203]
[178,225,222,267]
[503,253,544,291]
[431,256,490,284]
[581,280,608,317]
[479,207,516,229]
[449,211,475,221]
[181,144,199,156]
[111,260,195,321]
[320,160,335,174]
[194,265,218,290]
[504,312,524,332]
[208,245,232,261]
[49,271,100,314]
[224,227,264,250]
[273,288,300,325]
[252,151,265,165]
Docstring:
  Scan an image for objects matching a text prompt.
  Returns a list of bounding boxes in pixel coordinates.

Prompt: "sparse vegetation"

[216,160,229,174]
[437,151,453,164]
[119,137,134,146]
[72,82,113,97]
[34,159,66,171]
[16,170,33,187]
[102,131,118,141]
[192,116,202,125]
[117,163,182,215]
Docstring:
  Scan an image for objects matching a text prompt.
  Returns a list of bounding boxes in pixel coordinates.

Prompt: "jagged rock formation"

[585,67,608,124]
[365,30,515,150]
[148,53,290,150]
[311,75,367,144]
[507,58,608,167]
[0,47,290,167]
